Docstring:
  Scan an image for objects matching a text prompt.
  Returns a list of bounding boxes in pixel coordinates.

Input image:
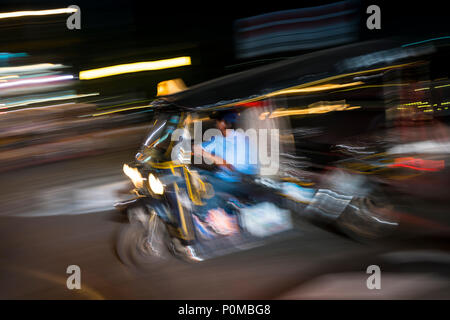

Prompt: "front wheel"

[116,206,173,269]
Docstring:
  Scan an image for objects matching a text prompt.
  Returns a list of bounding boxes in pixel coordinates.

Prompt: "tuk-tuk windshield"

[138,113,181,162]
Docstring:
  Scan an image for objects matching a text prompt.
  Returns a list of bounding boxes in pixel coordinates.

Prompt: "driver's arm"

[193,144,234,170]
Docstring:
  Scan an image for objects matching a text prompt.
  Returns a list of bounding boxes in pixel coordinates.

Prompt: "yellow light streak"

[0,8,77,19]
[266,81,364,97]
[400,101,427,106]
[333,83,409,93]
[92,104,152,117]
[267,102,355,118]
[96,99,150,111]
[79,57,191,80]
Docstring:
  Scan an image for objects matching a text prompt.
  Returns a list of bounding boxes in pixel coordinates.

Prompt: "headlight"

[148,173,164,195]
[123,164,144,189]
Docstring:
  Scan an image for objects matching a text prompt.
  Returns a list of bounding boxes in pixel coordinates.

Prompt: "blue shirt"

[201,130,258,176]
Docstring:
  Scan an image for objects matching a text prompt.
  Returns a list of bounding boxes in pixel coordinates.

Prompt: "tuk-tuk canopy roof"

[158,38,433,111]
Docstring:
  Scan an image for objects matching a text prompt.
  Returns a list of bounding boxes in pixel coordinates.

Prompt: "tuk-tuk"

[115,37,450,265]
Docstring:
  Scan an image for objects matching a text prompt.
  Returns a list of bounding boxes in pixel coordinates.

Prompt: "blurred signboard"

[234,0,359,59]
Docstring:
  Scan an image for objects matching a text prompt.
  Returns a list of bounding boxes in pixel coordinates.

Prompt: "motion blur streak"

[266,102,353,118]
[267,81,364,95]
[388,157,445,172]
[0,75,74,89]
[0,75,19,80]
[3,265,104,300]
[3,93,99,109]
[0,8,77,19]
[79,57,192,80]
[92,105,152,117]
[217,62,418,108]
[0,63,64,74]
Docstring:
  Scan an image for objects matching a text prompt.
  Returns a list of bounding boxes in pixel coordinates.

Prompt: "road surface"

[0,151,448,299]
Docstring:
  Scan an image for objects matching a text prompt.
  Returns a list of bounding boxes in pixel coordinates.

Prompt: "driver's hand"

[219,162,235,171]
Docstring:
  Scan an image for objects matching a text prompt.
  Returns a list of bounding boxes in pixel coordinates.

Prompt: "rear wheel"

[336,195,399,241]
[316,169,399,241]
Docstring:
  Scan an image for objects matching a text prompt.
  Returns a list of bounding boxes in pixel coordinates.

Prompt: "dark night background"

[1,0,449,98]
